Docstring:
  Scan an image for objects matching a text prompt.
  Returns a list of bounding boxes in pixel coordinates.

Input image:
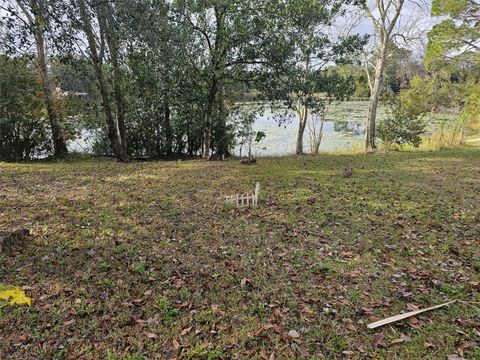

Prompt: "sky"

[351,1,435,58]
[1,0,436,59]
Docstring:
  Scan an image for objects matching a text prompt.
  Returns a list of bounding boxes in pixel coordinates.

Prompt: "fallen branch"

[367,300,456,330]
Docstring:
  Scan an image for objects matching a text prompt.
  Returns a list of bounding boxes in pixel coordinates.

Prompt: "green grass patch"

[0,149,479,359]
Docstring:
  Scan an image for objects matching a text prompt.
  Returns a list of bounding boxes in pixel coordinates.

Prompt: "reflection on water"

[333,121,364,136]
[234,101,385,156]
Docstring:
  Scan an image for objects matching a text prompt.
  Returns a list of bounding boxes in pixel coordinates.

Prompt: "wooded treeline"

[0,0,479,161]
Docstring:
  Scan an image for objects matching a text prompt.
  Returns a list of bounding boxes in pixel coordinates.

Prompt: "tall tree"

[100,0,128,160]
[259,0,366,154]
[74,0,128,161]
[426,0,480,71]
[361,0,406,152]
[426,0,480,137]
[173,0,270,158]
[10,0,69,157]
[119,0,194,157]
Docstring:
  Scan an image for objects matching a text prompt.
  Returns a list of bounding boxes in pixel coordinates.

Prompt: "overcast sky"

[350,1,435,58]
[1,0,436,59]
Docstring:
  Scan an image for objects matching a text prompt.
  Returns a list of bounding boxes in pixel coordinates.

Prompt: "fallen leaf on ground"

[0,285,31,306]
[287,329,301,339]
[456,341,478,357]
[296,345,310,357]
[390,333,411,345]
[373,332,385,347]
[180,326,192,336]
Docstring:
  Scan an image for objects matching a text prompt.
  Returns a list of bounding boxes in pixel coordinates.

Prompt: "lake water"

[67,101,387,156]
[235,101,386,156]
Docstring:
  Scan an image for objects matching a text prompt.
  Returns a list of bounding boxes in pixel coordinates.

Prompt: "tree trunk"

[27,0,68,157]
[202,80,217,159]
[363,0,405,152]
[164,99,173,155]
[296,57,311,155]
[296,102,308,155]
[216,86,228,157]
[102,1,128,161]
[313,117,325,154]
[176,134,183,156]
[201,4,225,159]
[202,128,211,159]
[155,121,162,157]
[110,60,128,160]
[77,0,125,161]
[365,41,388,152]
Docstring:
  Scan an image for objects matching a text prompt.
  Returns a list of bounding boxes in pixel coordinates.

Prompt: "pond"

[234,101,386,157]
[66,101,455,157]
[68,101,383,156]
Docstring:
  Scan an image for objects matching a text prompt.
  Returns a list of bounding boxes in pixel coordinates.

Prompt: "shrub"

[378,102,426,148]
[0,56,51,161]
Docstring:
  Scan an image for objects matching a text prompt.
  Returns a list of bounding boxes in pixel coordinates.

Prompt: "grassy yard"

[0,149,479,359]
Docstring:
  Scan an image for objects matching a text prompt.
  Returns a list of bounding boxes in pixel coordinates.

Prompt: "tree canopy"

[0,0,478,160]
